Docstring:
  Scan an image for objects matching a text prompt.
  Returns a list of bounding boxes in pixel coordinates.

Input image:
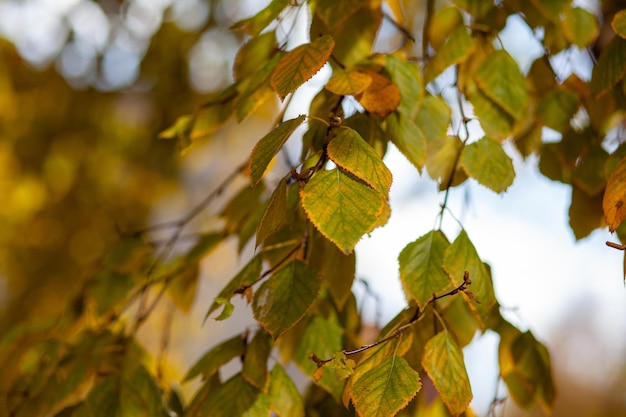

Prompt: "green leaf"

[424,26,475,83]
[612,9,626,39]
[603,154,626,232]
[422,331,472,416]
[569,185,605,240]
[205,254,263,321]
[158,115,193,153]
[212,298,235,321]
[308,230,356,310]
[185,373,260,417]
[294,315,344,401]
[441,295,479,348]
[398,230,452,309]
[466,81,515,141]
[234,54,282,122]
[301,169,387,254]
[90,271,134,315]
[385,54,423,118]
[535,88,579,133]
[460,137,515,193]
[268,364,304,417]
[572,145,608,196]
[248,116,306,185]
[242,330,272,391]
[256,177,287,246]
[386,112,427,172]
[120,365,170,417]
[270,35,335,100]
[530,0,570,22]
[562,7,599,47]
[414,94,452,144]
[474,50,528,118]
[252,260,321,338]
[234,32,277,81]
[231,0,289,37]
[325,68,372,95]
[351,356,421,417]
[426,135,465,188]
[590,36,626,96]
[443,230,497,326]
[184,334,246,382]
[222,184,266,234]
[328,127,393,196]
[315,0,365,29]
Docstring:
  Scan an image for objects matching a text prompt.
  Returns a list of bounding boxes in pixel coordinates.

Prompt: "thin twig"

[422,0,434,59]
[157,303,176,383]
[607,241,626,250]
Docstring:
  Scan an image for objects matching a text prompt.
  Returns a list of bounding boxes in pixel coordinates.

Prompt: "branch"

[606,241,626,250]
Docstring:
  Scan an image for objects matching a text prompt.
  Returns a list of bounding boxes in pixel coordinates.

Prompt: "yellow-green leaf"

[572,145,608,196]
[536,88,579,133]
[460,137,515,193]
[248,115,306,185]
[466,81,515,141]
[426,135,464,187]
[242,330,272,391]
[415,94,452,143]
[612,9,626,39]
[569,185,605,240]
[530,0,570,22]
[424,26,474,83]
[590,36,626,96]
[231,0,289,37]
[428,6,464,50]
[316,0,366,29]
[270,35,334,100]
[351,356,421,417]
[256,177,287,246]
[252,260,321,338]
[184,334,246,382]
[603,154,626,232]
[398,230,452,309]
[268,365,304,417]
[185,373,260,417]
[562,7,599,48]
[328,127,393,196]
[385,54,423,118]
[422,331,472,416]
[234,31,278,81]
[301,169,387,254]
[325,68,372,95]
[474,50,528,118]
[356,71,401,117]
[386,112,427,172]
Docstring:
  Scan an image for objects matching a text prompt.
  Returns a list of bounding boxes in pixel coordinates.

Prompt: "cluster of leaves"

[3,0,626,416]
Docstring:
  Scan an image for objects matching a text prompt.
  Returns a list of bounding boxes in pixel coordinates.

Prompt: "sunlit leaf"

[328,127,392,196]
[612,9,626,39]
[351,356,421,417]
[422,331,472,416]
[441,295,479,348]
[474,50,528,118]
[424,26,474,83]
[386,112,427,172]
[247,116,306,185]
[231,0,290,37]
[158,115,193,153]
[535,88,579,133]
[460,137,515,193]
[242,330,272,391]
[356,71,401,117]
[270,35,334,100]
[415,94,452,143]
[256,177,287,246]
[590,36,626,96]
[184,334,246,382]
[235,54,282,121]
[562,7,599,48]
[252,260,321,338]
[268,364,304,417]
[301,169,387,254]
[385,54,423,118]
[185,373,260,417]
[325,68,372,95]
[316,0,366,29]
[603,154,626,232]
[398,230,452,309]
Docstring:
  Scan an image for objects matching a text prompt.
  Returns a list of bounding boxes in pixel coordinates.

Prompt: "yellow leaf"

[603,155,626,232]
[356,71,401,117]
[325,68,372,95]
[270,35,334,100]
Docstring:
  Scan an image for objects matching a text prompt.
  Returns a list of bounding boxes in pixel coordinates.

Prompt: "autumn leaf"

[356,71,401,117]
[603,154,626,232]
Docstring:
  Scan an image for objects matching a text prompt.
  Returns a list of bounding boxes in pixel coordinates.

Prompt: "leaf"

[572,145,608,196]
[530,0,569,22]
[186,232,223,263]
[603,154,626,232]
[385,54,423,118]
[536,88,579,133]
[167,263,199,314]
[569,185,605,240]
[424,26,474,83]
[474,50,528,118]
[355,71,401,117]
[612,9,626,39]
[252,260,321,338]
[460,137,515,193]
[315,0,365,29]
[222,184,266,234]
[205,254,263,321]
[212,298,235,321]
[562,7,599,48]
[590,36,626,96]
[234,31,278,81]
[248,115,306,185]
[270,35,335,100]
[398,230,452,309]
[415,94,452,144]
[325,68,372,95]
[184,334,246,382]
[466,81,515,141]
[268,364,304,417]
[301,169,387,253]
[422,331,472,416]
[426,135,465,188]
[242,330,272,391]
[443,230,497,325]
[185,373,260,417]
[294,315,344,401]
[256,177,287,246]
[386,112,427,172]
[428,6,464,50]
[351,356,421,417]
[328,127,393,196]
[231,0,289,37]
[90,271,134,315]
[158,115,193,153]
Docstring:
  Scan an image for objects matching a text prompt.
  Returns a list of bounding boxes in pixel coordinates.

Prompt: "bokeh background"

[1,0,625,415]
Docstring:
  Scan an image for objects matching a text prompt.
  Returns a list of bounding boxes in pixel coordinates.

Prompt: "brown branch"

[606,241,626,250]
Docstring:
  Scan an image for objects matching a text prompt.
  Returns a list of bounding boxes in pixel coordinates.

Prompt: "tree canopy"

[1,0,626,416]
